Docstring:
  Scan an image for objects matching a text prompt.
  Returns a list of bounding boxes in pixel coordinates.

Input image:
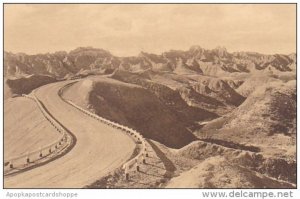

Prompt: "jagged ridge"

[4,46,296,78]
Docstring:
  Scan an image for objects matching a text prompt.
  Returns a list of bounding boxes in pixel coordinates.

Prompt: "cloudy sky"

[4,4,296,56]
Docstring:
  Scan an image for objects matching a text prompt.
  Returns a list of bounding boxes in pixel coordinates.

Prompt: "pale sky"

[4,4,296,56]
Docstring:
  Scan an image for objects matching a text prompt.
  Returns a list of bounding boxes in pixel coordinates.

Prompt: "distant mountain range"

[4,46,296,78]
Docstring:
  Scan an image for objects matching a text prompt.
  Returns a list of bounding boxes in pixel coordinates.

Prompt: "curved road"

[4,81,135,188]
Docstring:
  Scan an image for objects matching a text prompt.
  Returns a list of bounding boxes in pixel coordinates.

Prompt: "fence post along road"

[4,81,152,182]
[60,82,150,180]
[4,92,75,176]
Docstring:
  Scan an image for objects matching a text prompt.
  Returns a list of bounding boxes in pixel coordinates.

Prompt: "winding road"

[4,81,135,188]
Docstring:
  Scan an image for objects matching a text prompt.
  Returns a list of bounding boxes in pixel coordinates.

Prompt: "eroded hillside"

[4,46,296,78]
[63,77,217,148]
[4,46,296,188]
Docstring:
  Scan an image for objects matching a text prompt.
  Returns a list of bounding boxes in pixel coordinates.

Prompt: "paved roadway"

[4,81,135,188]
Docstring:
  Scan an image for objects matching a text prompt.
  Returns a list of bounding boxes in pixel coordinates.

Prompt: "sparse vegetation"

[4,46,296,188]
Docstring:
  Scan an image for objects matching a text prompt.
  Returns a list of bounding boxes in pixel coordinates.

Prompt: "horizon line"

[4,46,296,57]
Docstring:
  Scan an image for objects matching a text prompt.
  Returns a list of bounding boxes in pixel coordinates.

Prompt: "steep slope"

[67,47,119,72]
[166,156,295,188]
[4,51,69,78]
[178,86,229,114]
[141,72,245,115]
[5,81,135,188]
[111,70,246,115]
[198,80,296,159]
[236,75,278,97]
[63,76,219,148]
[4,46,296,78]
[237,73,296,97]
[4,75,57,99]
[226,80,296,136]
[4,97,61,159]
[111,70,218,120]
[191,77,245,106]
[4,47,117,78]
[177,140,296,184]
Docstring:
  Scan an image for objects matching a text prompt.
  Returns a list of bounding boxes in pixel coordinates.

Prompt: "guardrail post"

[134,159,140,172]
[26,151,30,163]
[39,147,43,158]
[9,161,13,169]
[125,166,129,181]
[65,97,150,181]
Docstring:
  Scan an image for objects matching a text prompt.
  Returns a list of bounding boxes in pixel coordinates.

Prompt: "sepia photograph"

[2,3,297,190]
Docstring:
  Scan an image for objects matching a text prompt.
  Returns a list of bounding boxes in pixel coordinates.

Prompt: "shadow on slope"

[64,76,217,148]
[88,78,199,148]
[5,75,57,98]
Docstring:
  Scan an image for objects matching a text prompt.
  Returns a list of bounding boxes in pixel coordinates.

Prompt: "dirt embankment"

[130,138,295,188]
[63,76,218,148]
[112,70,246,116]
[112,70,217,119]
[197,80,296,159]
[166,156,295,188]
[178,140,296,184]
[5,75,57,99]
[184,80,296,187]
[4,97,61,159]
